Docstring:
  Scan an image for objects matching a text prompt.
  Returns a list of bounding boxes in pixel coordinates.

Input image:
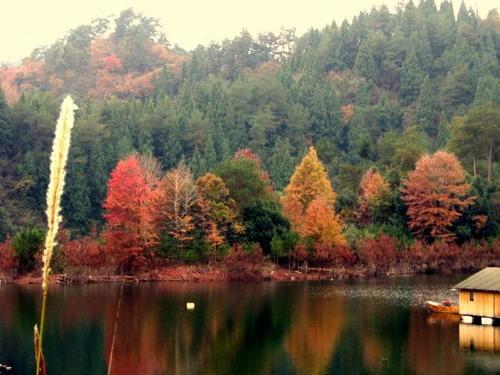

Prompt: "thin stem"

[35,287,48,375]
[107,281,124,375]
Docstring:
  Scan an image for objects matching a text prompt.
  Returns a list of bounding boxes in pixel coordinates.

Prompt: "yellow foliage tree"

[282,147,344,246]
[283,147,335,209]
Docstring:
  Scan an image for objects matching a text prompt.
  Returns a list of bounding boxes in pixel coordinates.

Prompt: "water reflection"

[460,324,500,353]
[0,278,499,374]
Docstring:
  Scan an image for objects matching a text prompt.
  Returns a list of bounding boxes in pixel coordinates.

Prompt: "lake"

[1,276,499,374]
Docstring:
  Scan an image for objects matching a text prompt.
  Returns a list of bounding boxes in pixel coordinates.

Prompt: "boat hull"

[426,301,459,314]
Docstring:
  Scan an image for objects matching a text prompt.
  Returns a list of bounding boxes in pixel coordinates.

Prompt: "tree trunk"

[473,157,477,178]
[488,139,493,183]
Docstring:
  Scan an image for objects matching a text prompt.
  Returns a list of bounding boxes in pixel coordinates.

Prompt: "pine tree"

[0,89,12,157]
[63,157,92,233]
[401,0,419,37]
[268,138,295,191]
[414,75,437,137]
[204,134,218,171]
[412,27,433,73]
[474,76,500,106]
[441,65,475,112]
[400,47,423,105]
[457,1,471,24]
[190,146,206,177]
[354,39,376,81]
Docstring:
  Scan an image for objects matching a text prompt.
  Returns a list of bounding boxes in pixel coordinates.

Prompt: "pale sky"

[0,0,497,63]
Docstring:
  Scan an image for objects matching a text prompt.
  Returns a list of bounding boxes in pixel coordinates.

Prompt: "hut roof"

[454,268,500,292]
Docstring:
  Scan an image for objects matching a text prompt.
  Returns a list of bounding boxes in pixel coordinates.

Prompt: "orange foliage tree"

[402,151,475,241]
[282,147,345,253]
[357,169,390,224]
[103,155,160,270]
[303,198,345,245]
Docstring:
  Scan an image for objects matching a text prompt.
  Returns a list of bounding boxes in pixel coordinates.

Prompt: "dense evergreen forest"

[0,1,499,275]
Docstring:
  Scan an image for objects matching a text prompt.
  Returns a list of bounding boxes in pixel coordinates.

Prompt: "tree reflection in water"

[0,279,499,374]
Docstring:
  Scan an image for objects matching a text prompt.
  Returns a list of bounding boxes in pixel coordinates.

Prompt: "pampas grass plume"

[41,95,77,290]
[36,95,76,375]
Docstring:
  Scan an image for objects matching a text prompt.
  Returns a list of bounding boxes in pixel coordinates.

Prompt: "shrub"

[61,231,105,275]
[312,242,356,267]
[12,228,44,274]
[224,243,265,279]
[356,234,399,274]
[407,239,500,273]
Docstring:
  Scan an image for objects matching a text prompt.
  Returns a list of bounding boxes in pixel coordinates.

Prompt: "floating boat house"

[454,267,500,324]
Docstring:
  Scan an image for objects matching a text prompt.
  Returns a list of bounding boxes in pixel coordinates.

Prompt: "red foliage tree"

[103,54,123,72]
[103,155,160,271]
[402,151,475,241]
[0,239,16,276]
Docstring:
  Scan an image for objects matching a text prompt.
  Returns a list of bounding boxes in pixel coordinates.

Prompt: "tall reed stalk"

[35,96,77,375]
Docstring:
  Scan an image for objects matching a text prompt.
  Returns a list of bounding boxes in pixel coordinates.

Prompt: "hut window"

[469,291,474,301]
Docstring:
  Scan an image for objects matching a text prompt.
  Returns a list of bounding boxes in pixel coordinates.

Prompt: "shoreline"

[0,263,463,285]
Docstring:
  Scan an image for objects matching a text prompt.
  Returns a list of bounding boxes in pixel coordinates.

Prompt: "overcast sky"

[0,0,497,63]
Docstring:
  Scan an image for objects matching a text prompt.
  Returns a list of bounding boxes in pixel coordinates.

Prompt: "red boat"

[425,300,459,314]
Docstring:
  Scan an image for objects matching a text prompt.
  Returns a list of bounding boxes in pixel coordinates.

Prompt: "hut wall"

[458,291,500,318]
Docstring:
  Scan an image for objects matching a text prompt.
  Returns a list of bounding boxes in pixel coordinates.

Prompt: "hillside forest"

[0,1,499,277]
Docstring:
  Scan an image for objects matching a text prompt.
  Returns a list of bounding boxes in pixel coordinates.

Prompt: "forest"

[0,1,499,278]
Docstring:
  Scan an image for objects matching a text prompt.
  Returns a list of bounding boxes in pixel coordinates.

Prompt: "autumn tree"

[196,173,241,242]
[282,147,345,248]
[402,151,475,241]
[156,162,203,249]
[302,198,346,246]
[357,169,390,224]
[103,154,160,269]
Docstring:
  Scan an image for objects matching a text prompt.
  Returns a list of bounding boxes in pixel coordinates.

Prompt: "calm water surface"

[1,275,499,375]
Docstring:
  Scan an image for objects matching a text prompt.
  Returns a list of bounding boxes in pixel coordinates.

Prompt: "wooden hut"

[454,267,500,322]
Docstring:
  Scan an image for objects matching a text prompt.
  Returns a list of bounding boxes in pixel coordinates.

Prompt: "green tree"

[190,146,206,177]
[400,48,423,104]
[216,158,269,210]
[354,39,376,81]
[448,104,500,182]
[268,139,295,191]
[242,200,291,254]
[0,208,14,242]
[414,75,437,137]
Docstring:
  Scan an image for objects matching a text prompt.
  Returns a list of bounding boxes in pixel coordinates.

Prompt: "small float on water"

[425,300,459,314]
